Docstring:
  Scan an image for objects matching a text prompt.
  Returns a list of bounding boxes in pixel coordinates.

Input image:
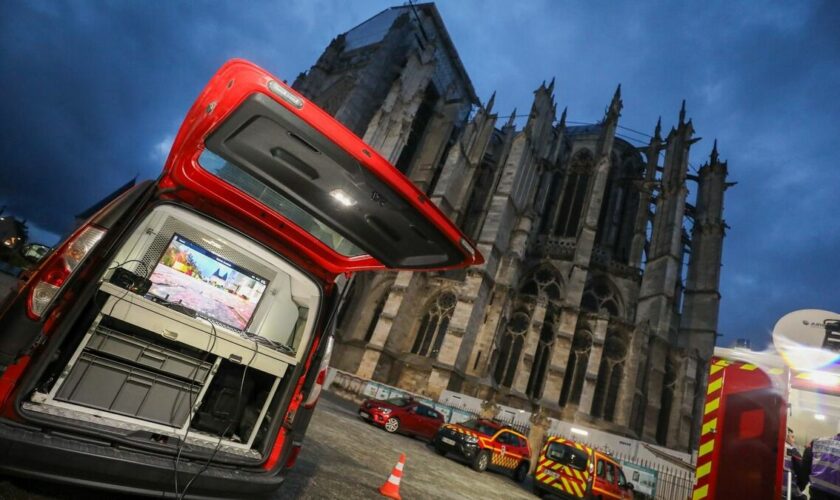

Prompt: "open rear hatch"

[13,60,482,473]
[160,59,482,276]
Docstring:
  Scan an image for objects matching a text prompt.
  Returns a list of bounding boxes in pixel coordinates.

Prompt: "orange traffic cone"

[378,453,405,500]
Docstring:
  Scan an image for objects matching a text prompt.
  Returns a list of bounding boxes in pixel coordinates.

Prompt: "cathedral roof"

[565,124,604,136]
[343,4,478,105]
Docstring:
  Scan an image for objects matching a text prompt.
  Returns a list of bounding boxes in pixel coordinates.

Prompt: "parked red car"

[359,397,444,440]
[0,59,480,498]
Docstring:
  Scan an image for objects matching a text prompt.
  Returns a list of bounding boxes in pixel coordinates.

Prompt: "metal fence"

[440,399,532,435]
[540,431,695,500]
[328,370,694,499]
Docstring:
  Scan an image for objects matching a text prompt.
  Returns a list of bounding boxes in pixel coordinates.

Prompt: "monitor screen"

[147,234,269,331]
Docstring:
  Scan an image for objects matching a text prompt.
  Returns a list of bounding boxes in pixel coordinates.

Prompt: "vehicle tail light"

[302,335,334,409]
[26,225,106,320]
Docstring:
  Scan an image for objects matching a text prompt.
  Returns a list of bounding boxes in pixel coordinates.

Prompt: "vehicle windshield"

[384,397,411,407]
[459,419,500,435]
[199,149,366,257]
[546,442,588,471]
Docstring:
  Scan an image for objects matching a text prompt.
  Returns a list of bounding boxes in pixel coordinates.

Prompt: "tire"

[384,417,400,433]
[514,461,529,483]
[434,443,447,456]
[471,450,490,472]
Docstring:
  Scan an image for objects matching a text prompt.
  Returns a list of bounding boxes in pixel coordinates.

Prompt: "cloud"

[150,135,174,163]
[1,0,838,351]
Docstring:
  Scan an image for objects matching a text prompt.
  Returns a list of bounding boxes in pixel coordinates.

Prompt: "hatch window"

[199,149,366,257]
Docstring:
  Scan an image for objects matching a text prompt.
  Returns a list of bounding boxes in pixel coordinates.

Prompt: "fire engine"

[692,309,840,500]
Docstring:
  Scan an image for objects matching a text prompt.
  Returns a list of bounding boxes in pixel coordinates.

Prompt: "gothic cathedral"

[293,4,729,452]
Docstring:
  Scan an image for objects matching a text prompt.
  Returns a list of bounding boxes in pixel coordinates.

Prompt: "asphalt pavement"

[280,391,535,499]
[0,391,536,499]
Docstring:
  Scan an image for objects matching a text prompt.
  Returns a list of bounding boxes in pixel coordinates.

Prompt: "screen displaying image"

[147,234,269,331]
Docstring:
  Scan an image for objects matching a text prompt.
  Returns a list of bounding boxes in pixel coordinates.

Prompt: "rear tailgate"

[160,59,482,276]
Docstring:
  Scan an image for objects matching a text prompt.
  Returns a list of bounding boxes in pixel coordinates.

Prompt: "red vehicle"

[0,59,480,498]
[433,418,531,482]
[692,350,788,500]
[358,396,444,440]
[533,437,634,499]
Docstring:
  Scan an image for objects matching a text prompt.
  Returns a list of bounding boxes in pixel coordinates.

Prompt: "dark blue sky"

[1,1,838,349]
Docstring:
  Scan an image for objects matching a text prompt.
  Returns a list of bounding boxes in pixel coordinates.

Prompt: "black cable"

[177,340,259,499]
[106,258,150,277]
[173,319,218,496]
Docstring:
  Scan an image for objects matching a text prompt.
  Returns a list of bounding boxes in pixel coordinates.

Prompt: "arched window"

[526,306,557,400]
[411,292,457,358]
[581,276,622,318]
[493,311,529,387]
[656,357,678,445]
[559,329,593,407]
[538,171,564,234]
[363,294,387,343]
[335,279,358,340]
[595,155,642,264]
[554,149,593,238]
[520,265,564,303]
[590,331,628,421]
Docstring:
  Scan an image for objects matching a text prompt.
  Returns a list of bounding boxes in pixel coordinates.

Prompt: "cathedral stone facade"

[293,4,729,452]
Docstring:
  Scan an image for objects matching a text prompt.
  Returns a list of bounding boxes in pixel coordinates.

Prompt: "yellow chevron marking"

[561,477,573,493]
[768,368,784,375]
[699,440,714,457]
[740,363,758,371]
[693,484,709,500]
[705,398,720,415]
[570,480,583,497]
[702,418,717,436]
[573,469,583,481]
[710,364,724,375]
[696,461,712,479]
[706,377,723,395]
[537,472,547,481]
[552,463,563,471]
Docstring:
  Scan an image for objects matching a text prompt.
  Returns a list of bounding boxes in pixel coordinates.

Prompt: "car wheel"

[514,462,529,483]
[471,450,490,472]
[434,443,447,456]
[384,417,400,433]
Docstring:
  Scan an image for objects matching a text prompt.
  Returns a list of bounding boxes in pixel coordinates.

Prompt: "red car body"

[434,418,532,482]
[358,397,444,440]
[0,59,480,498]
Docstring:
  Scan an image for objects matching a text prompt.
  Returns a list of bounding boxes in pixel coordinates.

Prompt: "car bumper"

[0,420,285,499]
[533,480,581,500]
[434,433,479,460]
[358,408,389,426]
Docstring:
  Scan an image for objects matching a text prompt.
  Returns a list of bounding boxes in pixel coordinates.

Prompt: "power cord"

[173,319,218,497]
[177,339,259,499]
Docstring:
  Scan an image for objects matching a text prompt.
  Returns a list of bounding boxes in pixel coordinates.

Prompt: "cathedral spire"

[679,99,687,125]
[548,76,555,93]
[710,139,719,165]
[604,84,622,125]
[486,91,496,114]
[654,116,662,140]
[559,106,567,128]
[505,108,517,128]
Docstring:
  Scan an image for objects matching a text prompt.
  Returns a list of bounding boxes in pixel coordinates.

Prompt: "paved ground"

[282,392,535,499]
[0,392,536,499]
